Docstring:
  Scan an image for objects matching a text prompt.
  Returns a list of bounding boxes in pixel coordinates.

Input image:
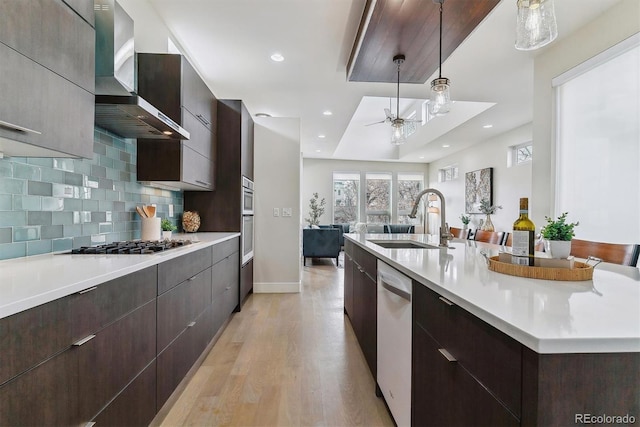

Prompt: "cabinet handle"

[78,286,98,294]
[438,296,454,306]
[0,119,42,135]
[188,275,197,281]
[225,286,232,291]
[73,335,96,347]
[357,266,365,273]
[195,180,211,186]
[438,348,457,362]
[187,321,196,328]
[196,114,210,126]
[85,422,96,427]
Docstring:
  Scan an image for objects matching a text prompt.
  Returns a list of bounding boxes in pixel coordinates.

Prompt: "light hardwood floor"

[158,257,394,426]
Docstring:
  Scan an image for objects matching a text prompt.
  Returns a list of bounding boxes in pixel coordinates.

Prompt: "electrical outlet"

[282,208,292,217]
[273,207,280,217]
[169,204,174,217]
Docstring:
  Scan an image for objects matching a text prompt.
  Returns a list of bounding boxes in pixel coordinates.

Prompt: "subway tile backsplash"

[0,128,184,260]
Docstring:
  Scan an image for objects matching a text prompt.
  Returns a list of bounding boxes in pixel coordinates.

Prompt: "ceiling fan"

[365,54,420,145]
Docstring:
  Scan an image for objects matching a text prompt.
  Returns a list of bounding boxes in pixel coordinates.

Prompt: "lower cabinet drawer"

[413,323,519,427]
[0,347,79,426]
[157,267,213,352]
[158,246,212,295]
[156,306,213,410]
[92,360,157,427]
[212,237,239,265]
[77,300,157,422]
[413,282,522,419]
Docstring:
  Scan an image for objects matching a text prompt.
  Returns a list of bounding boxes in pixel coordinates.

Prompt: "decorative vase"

[481,214,494,231]
[162,230,172,240]
[545,240,572,259]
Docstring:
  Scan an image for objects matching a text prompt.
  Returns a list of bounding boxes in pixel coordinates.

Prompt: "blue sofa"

[319,223,350,247]
[303,228,341,266]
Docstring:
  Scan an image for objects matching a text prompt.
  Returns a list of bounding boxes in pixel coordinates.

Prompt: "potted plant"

[161,218,177,240]
[460,214,471,230]
[305,192,326,227]
[478,199,502,231]
[540,212,579,258]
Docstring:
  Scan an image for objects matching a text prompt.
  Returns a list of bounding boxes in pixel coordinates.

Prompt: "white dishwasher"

[377,260,412,427]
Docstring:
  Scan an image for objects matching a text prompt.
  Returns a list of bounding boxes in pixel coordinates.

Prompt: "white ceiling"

[145,0,621,163]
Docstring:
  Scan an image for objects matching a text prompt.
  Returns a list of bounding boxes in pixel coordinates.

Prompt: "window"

[404,111,418,137]
[397,173,424,224]
[553,35,639,242]
[438,165,458,182]
[333,173,359,224]
[510,142,533,165]
[366,173,392,223]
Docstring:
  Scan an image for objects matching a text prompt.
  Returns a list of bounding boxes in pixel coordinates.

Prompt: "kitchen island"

[344,233,639,426]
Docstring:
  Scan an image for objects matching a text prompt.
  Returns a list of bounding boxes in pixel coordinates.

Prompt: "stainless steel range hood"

[94,0,189,140]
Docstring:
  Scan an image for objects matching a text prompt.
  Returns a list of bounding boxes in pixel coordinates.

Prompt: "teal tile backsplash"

[0,128,184,260]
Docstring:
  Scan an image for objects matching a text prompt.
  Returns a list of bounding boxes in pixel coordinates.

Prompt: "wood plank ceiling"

[347,0,501,84]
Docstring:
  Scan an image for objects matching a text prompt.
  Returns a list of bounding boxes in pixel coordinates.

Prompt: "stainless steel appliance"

[242,176,254,215]
[66,239,193,254]
[93,0,190,140]
[242,176,255,265]
[377,260,412,427]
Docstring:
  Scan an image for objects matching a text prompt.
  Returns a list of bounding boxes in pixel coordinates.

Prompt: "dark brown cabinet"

[136,53,217,190]
[184,100,254,231]
[0,266,158,426]
[0,0,94,158]
[343,248,354,317]
[344,240,377,377]
[412,281,522,426]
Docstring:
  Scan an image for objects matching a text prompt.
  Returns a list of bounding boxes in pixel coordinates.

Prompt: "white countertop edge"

[0,232,240,320]
[346,234,640,355]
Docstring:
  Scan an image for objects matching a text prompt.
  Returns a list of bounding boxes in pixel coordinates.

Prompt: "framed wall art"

[465,167,493,214]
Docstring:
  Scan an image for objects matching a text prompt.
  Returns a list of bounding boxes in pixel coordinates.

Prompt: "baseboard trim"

[253,281,301,293]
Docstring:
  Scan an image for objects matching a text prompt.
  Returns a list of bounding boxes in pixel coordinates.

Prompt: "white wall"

[427,124,533,232]
[531,0,640,226]
[302,159,429,226]
[254,118,301,293]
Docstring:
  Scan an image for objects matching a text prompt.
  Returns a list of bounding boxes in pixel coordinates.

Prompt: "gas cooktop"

[66,239,194,255]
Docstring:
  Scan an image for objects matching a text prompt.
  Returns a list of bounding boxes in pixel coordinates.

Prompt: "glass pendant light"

[390,120,406,145]
[429,0,451,116]
[515,0,558,51]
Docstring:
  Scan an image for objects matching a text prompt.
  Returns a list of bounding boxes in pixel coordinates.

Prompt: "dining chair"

[569,239,640,267]
[449,227,469,239]
[473,230,506,245]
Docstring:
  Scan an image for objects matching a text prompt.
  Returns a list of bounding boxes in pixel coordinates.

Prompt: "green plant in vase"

[540,212,579,258]
[305,192,326,227]
[478,199,502,231]
[460,214,471,229]
[161,218,177,240]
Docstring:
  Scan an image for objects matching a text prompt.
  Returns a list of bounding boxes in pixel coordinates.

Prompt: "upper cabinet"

[0,0,95,158]
[136,54,216,191]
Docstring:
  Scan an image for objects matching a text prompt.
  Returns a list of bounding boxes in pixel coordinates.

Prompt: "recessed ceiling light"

[483,124,493,129]
[270,53,284,62]
[323,110,333,116]
[315,149,321,153]
[255,113,271,118]
[419,156,425,159]
[162,131,173,135]
[442,144,450,148]
[318,134,326,139]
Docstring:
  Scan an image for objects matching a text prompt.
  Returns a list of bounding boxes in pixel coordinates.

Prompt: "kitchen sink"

[368,240,441,249]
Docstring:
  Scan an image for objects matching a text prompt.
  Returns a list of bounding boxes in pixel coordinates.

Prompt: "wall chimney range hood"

[94,0,189,140]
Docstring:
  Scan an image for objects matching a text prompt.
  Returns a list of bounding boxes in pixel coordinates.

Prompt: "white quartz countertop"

[346,233,640,354]
[0,232,240,320]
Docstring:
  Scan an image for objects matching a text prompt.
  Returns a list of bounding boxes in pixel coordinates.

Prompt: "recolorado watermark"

[575,413,636,424]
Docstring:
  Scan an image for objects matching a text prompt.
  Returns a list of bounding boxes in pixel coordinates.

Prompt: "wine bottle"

[512,198,535,266]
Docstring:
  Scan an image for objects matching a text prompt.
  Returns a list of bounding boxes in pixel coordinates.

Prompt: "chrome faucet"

[409,188,452,247]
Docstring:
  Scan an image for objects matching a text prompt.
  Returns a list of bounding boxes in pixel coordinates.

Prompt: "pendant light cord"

[438,1,443,79]
[396,61,400,119]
